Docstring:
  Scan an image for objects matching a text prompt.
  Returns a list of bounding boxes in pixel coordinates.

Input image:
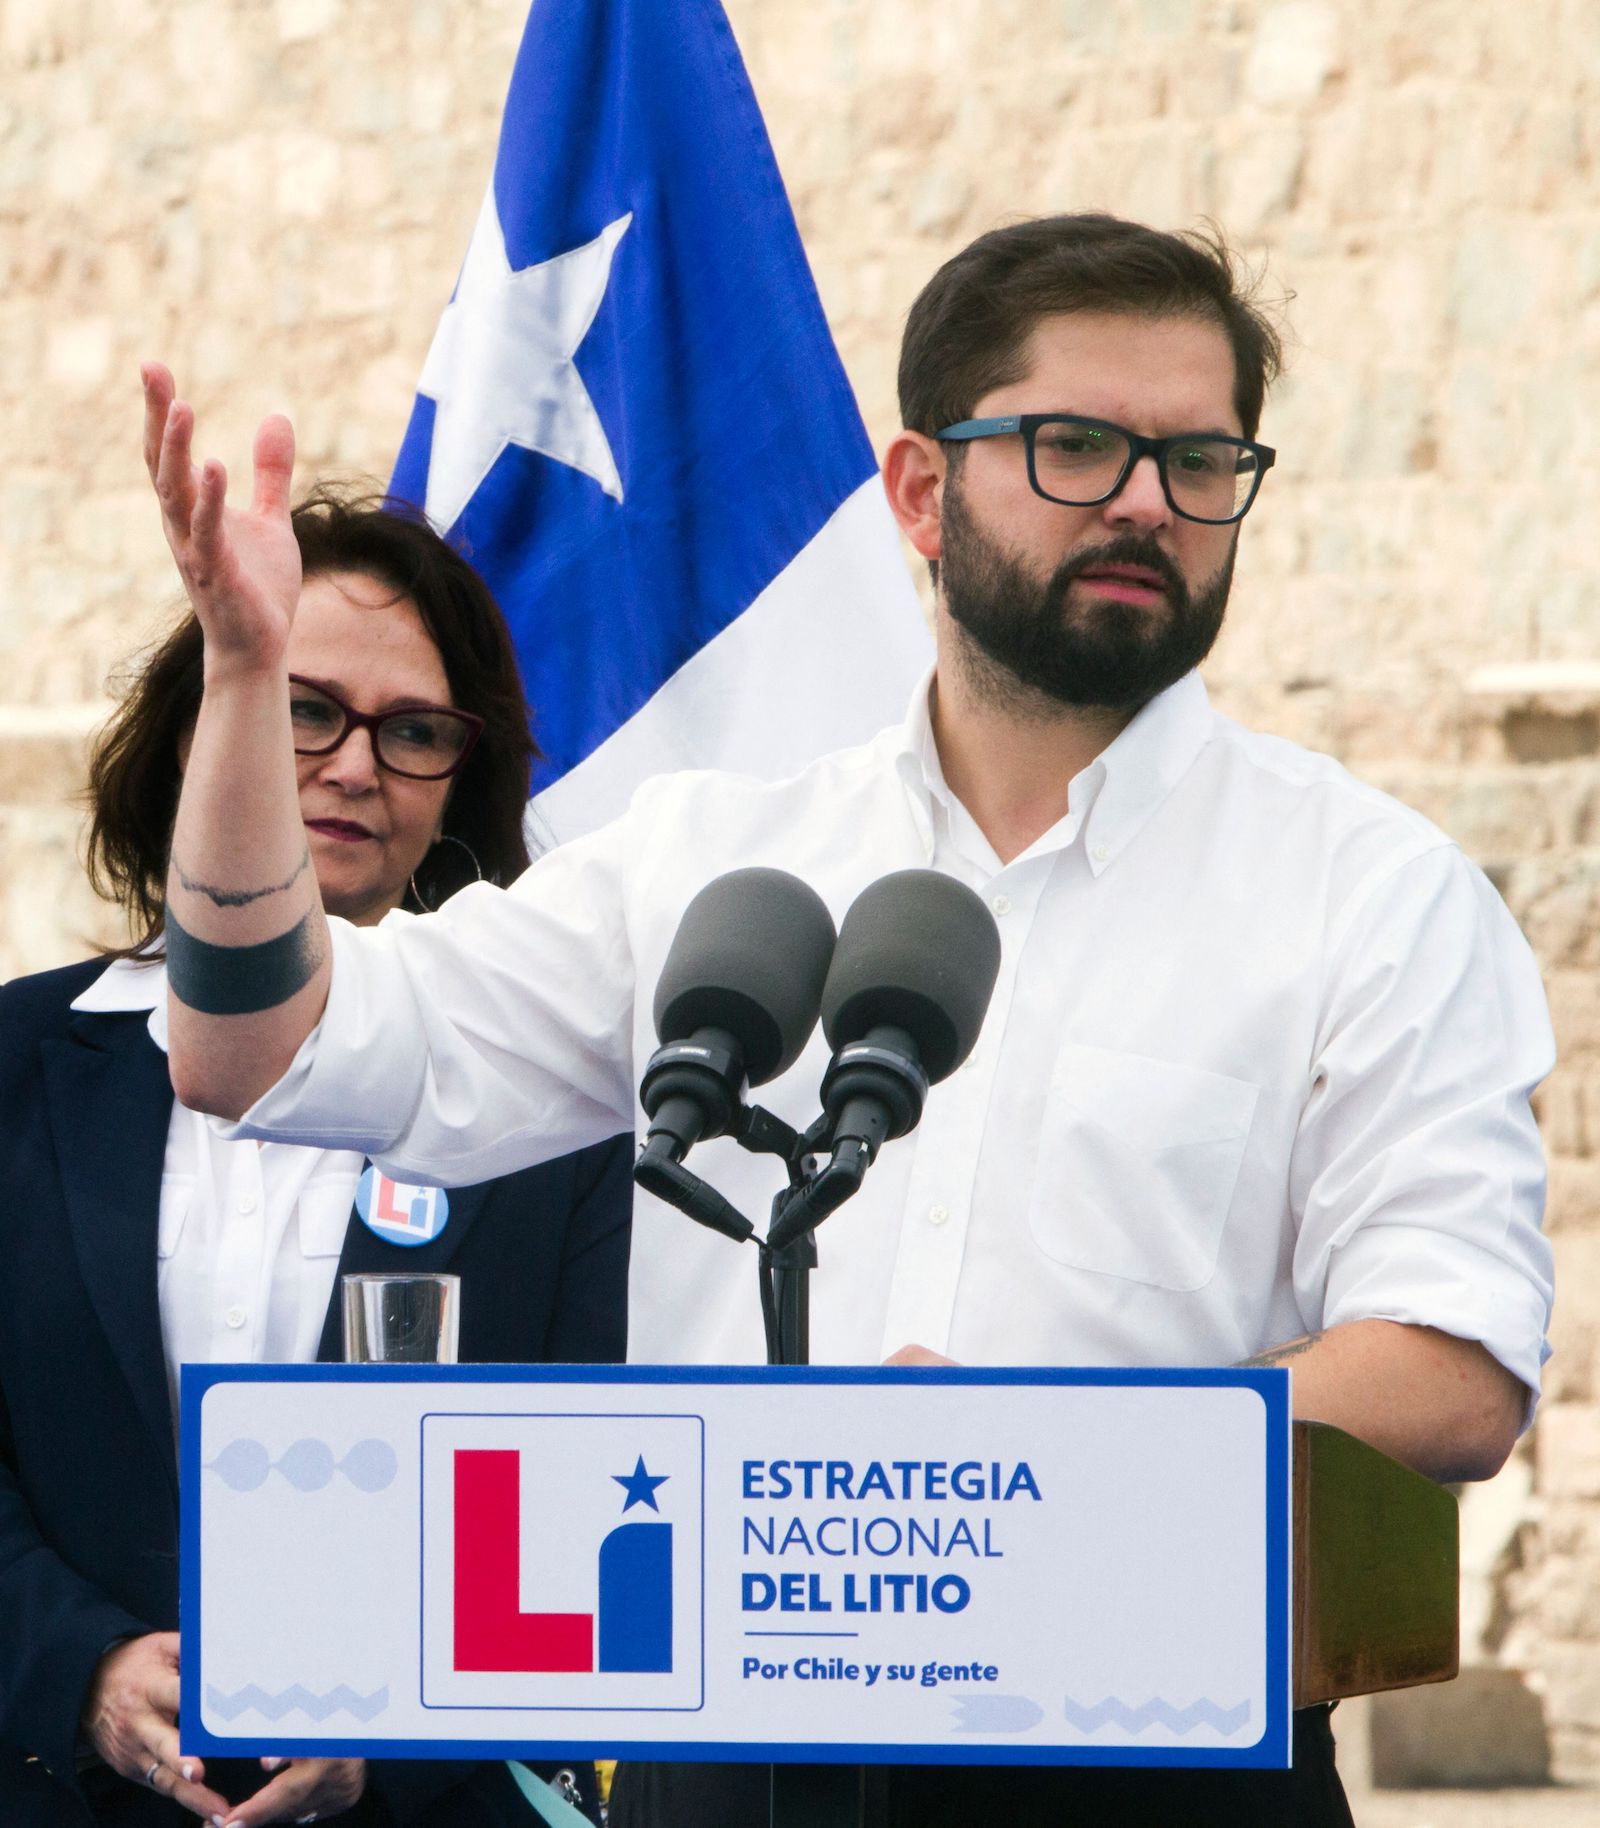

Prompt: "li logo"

[356,1167,449,1247]
[421,1412,703,1711]
[454,1450,673,1673]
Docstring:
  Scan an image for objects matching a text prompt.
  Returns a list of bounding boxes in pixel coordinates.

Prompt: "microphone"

[639,868,836,1168]
[765,870,1000,1251]
[819,869,1001,1160]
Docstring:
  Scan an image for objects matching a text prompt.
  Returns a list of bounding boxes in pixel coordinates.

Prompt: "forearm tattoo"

[172,843,310,909]
[165,904,324,1015]
[1239,1331,1326,1368]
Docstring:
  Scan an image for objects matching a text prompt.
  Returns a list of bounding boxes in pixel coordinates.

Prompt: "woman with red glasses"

[0,382,623,1828]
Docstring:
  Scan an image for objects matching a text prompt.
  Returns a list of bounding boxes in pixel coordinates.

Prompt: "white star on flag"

[417,186,632,532]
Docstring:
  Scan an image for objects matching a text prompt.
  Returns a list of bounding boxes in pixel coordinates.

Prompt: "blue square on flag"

[391,0,929,840]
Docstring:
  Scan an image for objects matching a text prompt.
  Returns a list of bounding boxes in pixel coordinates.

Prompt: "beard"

[938,480,1235,716]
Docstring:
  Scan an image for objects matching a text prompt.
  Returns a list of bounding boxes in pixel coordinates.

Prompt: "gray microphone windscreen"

[653,868,837,1085]
[820,870,1001,1081]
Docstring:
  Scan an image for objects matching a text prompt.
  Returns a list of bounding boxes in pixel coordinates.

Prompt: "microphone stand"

[633,1116,888,1827]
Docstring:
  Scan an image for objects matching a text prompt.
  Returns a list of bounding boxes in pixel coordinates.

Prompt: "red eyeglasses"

[287,676,484,781]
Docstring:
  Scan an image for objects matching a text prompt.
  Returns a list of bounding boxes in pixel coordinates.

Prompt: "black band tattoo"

[173,844,310,909]
[166,904,324,1015]
[1239,1331,1325,1369]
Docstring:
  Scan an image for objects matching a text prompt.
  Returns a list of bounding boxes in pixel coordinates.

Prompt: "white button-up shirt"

[73,960,364,1424]
[232,670,1554,1403]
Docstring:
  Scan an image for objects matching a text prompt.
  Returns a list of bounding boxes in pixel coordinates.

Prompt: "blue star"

[613,1454,670,1514]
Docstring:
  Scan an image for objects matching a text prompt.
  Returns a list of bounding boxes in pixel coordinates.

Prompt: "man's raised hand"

[141,362,302,677]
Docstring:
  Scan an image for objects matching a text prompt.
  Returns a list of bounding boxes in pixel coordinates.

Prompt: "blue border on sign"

[179,1363,1291,1769]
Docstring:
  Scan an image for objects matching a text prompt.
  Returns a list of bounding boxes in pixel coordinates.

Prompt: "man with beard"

[158,214,1552,1827]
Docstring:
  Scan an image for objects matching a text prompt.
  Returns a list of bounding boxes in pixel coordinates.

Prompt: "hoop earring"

[409,833,484,913]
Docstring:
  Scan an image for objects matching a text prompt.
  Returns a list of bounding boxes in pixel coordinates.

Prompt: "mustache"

[1048,534,1188,604]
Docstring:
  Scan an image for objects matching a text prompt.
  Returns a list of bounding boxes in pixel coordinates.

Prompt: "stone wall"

[4,0,1598,1778]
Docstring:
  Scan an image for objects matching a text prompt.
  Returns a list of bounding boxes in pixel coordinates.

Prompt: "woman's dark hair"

[898,212,1285,443]
[87,485,537,956]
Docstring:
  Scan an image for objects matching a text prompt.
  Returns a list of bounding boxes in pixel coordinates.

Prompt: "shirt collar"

[893,665,1214,877]
[70,954,170,1052]
[1077,669,1214,874]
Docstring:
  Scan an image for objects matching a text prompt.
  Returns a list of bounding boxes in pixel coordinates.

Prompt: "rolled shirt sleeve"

[227,812,642,1184]
[1290,842,1555,1415]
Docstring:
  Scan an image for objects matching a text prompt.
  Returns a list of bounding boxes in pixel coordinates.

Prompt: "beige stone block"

[47,121,111,201]
[0,100,48,206]
[310,240,401,324]
[1449,221,1540,347]
[1546,1157,1600,1235]
[1526,1539,1600,1645]
[0,710,101,804]
[1534,578,1600,667]
[1374,0,1490,82]
[1548,1723,1600,1789]
[1135,0,1196,40]
[1476,0,1573,87]
[199,134,266,209]
[45,316,113,390]
[276,0,341,43]
[1368,1666,1550,1787]
[1548,976,1600,1063]
[409,70,452,138]
[0,0,90,67]
[1536,1405,1600,1502]
[1545,1231,1600,1402]
[1504,853,1600,972]
[1533,1076,1588,1159]
[1525,105,1588,211]
[1298,100,1426,229]
[1362,249,1446,364]
[273,133,343,221]
[0,805,114,982]
[1445,769,1575,862]
[1535,1643,1600,1734]
[1243,1,1341,108]
[1220,122,1305,231]
[1166,39,1241,122]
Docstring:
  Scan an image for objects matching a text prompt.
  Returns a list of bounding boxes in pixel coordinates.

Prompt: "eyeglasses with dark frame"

[936,413,1276,525]
[287,676,485,781]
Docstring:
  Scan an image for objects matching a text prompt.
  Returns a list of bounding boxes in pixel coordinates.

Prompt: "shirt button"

[236,1194,258,1215]
[927,1204,950,1227]
[225,1306,247,1329]
[1091,843,1110,864]
[990,893,1011,916]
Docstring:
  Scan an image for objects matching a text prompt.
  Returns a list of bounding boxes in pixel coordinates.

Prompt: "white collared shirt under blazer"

[72,959,363,1427]
[229,669,1555,1412]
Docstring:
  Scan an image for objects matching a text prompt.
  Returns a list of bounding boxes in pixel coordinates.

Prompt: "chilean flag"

[390,0,929,843]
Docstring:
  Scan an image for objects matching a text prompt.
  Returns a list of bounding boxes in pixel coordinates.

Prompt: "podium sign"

[181,1365,1291,1769]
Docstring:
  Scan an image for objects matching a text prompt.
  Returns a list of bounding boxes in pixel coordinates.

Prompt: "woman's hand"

[142,361,302,679]
[80,1631,232,1820]
[219,1755,367,1826]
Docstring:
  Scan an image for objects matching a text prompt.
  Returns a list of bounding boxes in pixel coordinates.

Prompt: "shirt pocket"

[1027,1044,1259,1292]
[298,1177,358,1259]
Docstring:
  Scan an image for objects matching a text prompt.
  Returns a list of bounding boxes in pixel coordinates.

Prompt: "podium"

[768,1421,1459,1824]
[181,1367,1457,1816]
[1291,1420,1457,1707]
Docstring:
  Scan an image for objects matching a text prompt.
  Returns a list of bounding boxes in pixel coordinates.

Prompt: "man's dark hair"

[87,486,538,956]
[898,213,1284,441]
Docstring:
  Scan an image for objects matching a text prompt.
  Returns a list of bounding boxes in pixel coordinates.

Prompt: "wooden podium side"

[1292,1420,1459,1706]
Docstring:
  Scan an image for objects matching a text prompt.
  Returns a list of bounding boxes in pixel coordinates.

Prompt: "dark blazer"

[0,958,631,1827]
